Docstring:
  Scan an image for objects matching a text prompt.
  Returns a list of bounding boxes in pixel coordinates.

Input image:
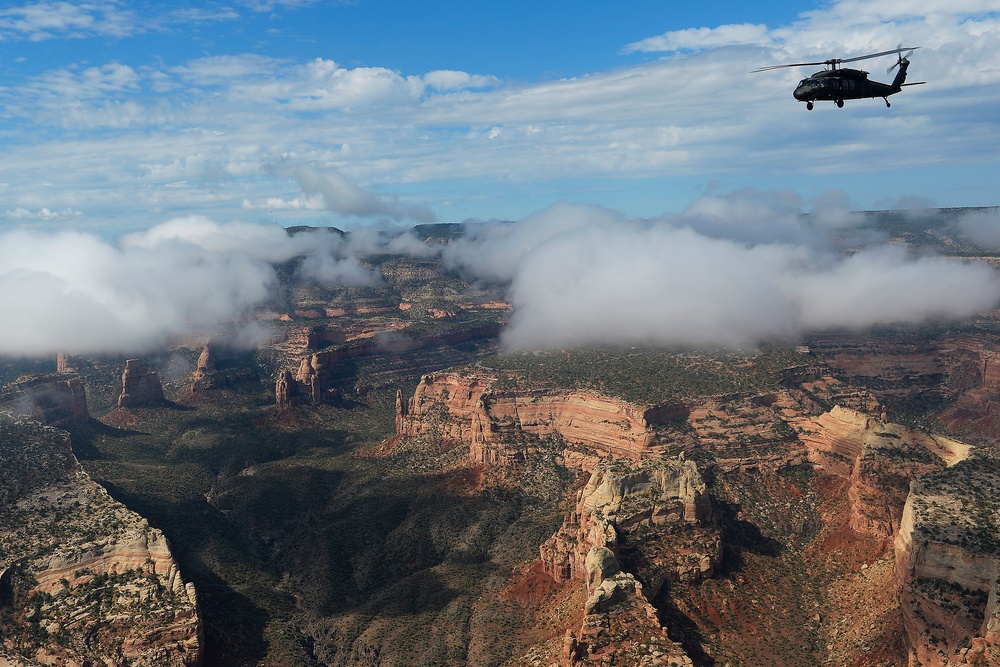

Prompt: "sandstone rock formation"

[0,415,201,666]
[535,457,710,666]
[795,405,971,545]
[55,352,75,374]
[0,374,90,428]
[117,359,164,408]
[275,356,323,410]
[395,372,662,462]
[894,456,1000,666]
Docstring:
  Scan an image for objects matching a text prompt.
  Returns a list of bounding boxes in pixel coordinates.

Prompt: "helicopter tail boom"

[890,58,909,91]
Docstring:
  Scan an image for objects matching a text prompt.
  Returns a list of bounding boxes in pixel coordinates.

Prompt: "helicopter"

[752,45,925,110]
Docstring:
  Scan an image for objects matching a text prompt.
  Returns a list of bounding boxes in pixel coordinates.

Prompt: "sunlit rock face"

[0,415,201,667]
[117,359,164,408]
[894,458,1000,666]
[540,456,717,588]
[795,405,968,546]
[395,371,659,462]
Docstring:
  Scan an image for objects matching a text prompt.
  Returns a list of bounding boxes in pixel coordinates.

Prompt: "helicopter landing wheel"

[885,98,891,107]
[836,99,844,108]
[806,101,814,111]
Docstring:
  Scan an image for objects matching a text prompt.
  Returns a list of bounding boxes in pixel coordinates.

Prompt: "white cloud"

[0,216,400,355]
[423,70,500,91]
[0,225,276,355]
[442,200,1000,350]
[0,1,135,41]
[294,167,436,223]
[2,207,82,220]
[623,24,773,54]
[956,209,1000,249]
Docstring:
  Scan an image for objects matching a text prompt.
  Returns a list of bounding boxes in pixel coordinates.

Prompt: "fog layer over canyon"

[3,194,999,355]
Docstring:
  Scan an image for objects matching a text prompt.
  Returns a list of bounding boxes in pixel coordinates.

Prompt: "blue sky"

[1,0,999,235]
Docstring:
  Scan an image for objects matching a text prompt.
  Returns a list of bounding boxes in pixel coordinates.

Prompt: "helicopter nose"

[793,85,809,101]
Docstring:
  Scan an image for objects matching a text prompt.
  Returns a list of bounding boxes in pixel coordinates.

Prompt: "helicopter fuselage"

[752,46,921,110]
[792,61,909,107]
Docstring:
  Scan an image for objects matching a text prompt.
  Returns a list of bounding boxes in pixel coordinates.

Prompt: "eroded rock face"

[396,372,659,461]
[894,457,1000,666]
[796,405,969,544]
[0,374,89,428]
[274,357,322,410]
[540,457,717,589]
[117,359,164,408]
[0,415,201,666]
[536,457,708,667]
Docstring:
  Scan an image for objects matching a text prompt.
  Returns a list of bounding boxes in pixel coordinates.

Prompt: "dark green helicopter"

[752,45,925,110]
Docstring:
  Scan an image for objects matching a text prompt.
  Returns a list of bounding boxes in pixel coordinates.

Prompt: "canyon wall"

[894,459,1000,666]
[276,325,501,410]
[0,415,201,666]
[395,372,660,461]
[0,374,90,428]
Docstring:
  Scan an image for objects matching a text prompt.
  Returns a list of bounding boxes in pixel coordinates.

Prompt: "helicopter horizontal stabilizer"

[901,81,927,86]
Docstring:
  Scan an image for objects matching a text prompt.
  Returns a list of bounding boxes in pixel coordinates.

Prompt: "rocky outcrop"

[190,344,216,390]
[795,405,970,545]
[0,415,201,666]
[396,372,662,462]
[275,357,323,410]
[894,456,1000,666]
[538,456,710,667]
[796,405,875,476]
[0,374,90,428]
[117,359,164,408]
[540,456,717,587]
[55,352,75,374]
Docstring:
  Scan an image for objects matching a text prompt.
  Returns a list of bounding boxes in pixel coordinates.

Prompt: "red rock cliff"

[395,372,660,462]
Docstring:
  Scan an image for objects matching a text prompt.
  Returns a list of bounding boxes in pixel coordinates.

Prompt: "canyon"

[3,214,1000,666]
[386,346,1000,666]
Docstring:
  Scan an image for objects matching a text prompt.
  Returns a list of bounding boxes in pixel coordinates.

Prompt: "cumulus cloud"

[956,209,1000,249]
[295,167,436,223]
[0,216,383,356]
[443,199,1000,350]
[0,1,135,41]
[623,23,772,54]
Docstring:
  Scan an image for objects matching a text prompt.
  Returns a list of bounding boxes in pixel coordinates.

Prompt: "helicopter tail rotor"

[887,43,918,74]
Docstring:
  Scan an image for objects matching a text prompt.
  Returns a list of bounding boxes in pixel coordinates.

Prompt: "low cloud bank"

[2,195,998,357]
[0,216,386,355]
[444,197,1000,350]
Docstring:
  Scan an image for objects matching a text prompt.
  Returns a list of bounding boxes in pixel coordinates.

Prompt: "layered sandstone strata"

[795,405,969,544]
[395,372,661,461]
[894,458,1000,666]
[0,416,201,666]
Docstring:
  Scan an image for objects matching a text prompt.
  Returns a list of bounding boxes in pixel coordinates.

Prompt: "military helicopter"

[752,45,925,110]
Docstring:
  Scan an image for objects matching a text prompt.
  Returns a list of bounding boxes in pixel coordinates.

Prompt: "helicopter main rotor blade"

[751,60,836,73]
[751,47,919,73]
[840,46,919,64]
